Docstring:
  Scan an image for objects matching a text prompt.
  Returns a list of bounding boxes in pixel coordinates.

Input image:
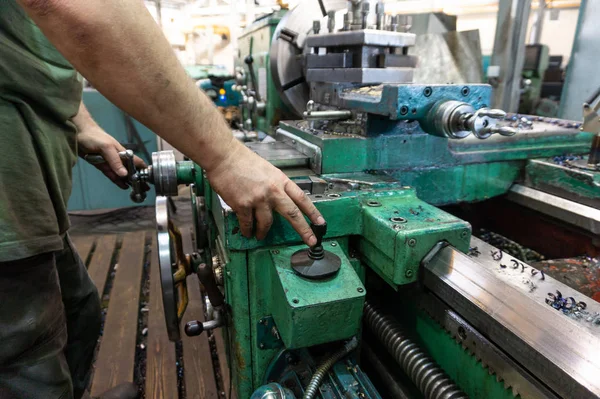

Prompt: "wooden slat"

[145,237,178,399]
[91,232,147,396]
[70,235,96,266]
[182,229,219,399]
[87,235,118,295]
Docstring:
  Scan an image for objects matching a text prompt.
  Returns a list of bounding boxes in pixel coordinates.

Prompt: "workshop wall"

[457,8,580,62]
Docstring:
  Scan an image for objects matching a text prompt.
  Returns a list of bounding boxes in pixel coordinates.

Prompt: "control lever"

[290,223,342,279]
[184,256,225,337]
[84,150,147,203]
[244,55,261,102]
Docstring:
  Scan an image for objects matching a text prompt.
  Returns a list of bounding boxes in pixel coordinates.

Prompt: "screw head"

[331,242,337,247]
[408,238,417,247]
[423,86,433,97]
[292,298,299,304]
[405,269,414,278]
[461,230,469,239]
[400,105,409,115]
[272,249,280,255]
[357,287,364,293]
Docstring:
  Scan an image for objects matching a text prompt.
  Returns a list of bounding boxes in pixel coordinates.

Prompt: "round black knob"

[184,320,204,337]
[244,55,254,65]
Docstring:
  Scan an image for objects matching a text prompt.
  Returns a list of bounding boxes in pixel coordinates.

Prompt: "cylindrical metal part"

[343,12,352,30]
[364,302,468,399]
[362,342,413,399]
[313,20,321,34]
[176,161,195,185]
[588,133,600,165]
[327,10,336,33]
[375,1,384,29]
[152,150,179,196]
[361,1,370,29]
[303,109,353,121]
[389,15,399,31]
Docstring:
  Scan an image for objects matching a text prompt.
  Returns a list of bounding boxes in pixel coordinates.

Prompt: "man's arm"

[72,102,146,189]
[19,0,323,245]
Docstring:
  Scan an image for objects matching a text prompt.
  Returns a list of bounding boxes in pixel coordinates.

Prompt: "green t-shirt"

[0,1,83,261]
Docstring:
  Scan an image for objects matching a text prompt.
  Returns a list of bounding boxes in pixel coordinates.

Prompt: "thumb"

[100,146,128,177]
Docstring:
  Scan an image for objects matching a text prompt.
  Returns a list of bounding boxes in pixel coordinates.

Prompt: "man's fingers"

[284,181,325,225]
[100,145,128,177]
[274,196,317,246]
[237,207,254,238]
[254,204,273,241]
[133,155,147,169]
[95,164,128,189]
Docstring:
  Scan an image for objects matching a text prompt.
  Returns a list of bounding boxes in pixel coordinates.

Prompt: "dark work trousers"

[0,234,102,399]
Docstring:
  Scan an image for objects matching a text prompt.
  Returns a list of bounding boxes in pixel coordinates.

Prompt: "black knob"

[308,223,327,260]
[311,222,327,248]
[184,320,204,337]
[244,55,254,65]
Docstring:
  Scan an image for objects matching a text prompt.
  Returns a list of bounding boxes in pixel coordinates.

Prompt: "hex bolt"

[405,269,414,278]
[408,238,417,247]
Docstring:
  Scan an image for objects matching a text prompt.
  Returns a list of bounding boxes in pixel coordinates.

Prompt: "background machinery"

[121,1,600,398]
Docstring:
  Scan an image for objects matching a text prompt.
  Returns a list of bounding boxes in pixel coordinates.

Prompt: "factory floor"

[69,194,230,399]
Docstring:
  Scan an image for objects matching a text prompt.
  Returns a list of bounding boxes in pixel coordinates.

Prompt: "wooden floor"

[71,230,228,399]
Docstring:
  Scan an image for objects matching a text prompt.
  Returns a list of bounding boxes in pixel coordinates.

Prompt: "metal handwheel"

[156,196,192,341]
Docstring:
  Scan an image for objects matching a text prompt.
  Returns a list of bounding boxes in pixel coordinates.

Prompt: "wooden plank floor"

[71,230,224,399]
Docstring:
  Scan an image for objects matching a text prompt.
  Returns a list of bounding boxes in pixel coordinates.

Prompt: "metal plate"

[269,0,347,116]
[306,67,414,84]
[156,196,180,341]
[305,29,416,48]
[246,141,310,168]
[422,241,600,399]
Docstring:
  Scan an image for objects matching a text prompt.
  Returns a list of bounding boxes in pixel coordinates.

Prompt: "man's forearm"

[71,102,97,132]
[19,0,234,171]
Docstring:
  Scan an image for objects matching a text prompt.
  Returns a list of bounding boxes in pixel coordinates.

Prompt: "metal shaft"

[588,133,600,165]
[364,302,468,399]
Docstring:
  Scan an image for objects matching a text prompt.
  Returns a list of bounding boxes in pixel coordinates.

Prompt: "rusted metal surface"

[532,256,600,303]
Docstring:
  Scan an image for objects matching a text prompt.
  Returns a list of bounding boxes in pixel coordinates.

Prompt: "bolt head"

[405,269,414,278]
[357,287,364,293]
[331,242,337,247]
[408,238,417,247]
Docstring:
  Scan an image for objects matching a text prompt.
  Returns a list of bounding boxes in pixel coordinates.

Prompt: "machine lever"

[291,222,342,279]
[84,150,147,203]
[244,55,261,102]
[478,126,518,138]
[476,109,506,119]
[197,258,225,308]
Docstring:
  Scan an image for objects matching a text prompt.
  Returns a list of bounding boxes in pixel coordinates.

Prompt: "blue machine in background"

[68,89,158,211]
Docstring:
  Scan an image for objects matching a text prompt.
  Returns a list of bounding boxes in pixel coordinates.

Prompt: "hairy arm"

[19,0,324,245]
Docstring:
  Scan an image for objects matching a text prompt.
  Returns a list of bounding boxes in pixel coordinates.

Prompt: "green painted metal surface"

[270,242,365,349]
[236,10,294,133]
[524,159,600,204]
[414,310,516,399]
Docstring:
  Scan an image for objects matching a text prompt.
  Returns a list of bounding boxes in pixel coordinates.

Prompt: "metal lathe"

[120,1,600,398]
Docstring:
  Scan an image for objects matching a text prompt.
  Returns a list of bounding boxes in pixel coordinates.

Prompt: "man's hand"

[72,102,146,189]
[77,126,147,189]
[206,141,324,246]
